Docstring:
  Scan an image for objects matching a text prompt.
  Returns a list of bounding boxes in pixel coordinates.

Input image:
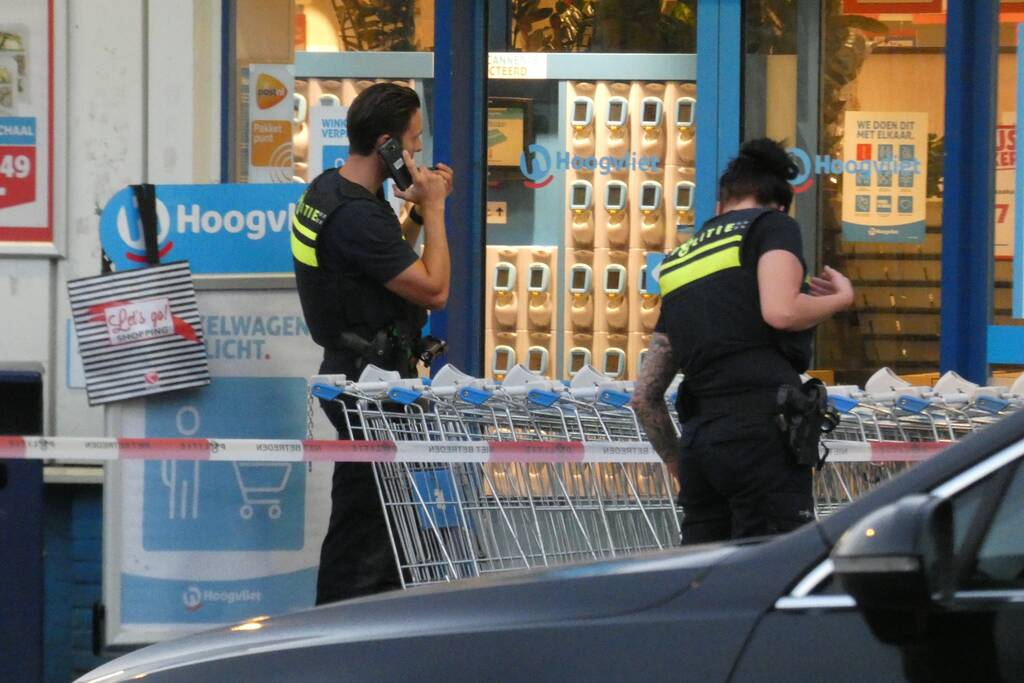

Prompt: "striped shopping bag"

[67,261,210,405]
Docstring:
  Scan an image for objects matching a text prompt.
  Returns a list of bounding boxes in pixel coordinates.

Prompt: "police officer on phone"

[632,138,853,544]
[292,83,453,603]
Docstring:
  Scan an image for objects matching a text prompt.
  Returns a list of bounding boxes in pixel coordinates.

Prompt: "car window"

[806,460,1017,599]
[959,460,1024,591]
[950,476,989,554]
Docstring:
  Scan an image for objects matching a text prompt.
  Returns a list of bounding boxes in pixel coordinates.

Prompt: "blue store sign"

[99,184,306,275]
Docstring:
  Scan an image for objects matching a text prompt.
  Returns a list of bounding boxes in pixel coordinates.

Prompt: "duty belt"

[678,390,780,420]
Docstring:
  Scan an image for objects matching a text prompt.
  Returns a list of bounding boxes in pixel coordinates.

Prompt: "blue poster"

[141,377,308,551]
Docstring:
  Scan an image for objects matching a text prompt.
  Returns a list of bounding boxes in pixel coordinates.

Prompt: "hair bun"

[739,138,799,182]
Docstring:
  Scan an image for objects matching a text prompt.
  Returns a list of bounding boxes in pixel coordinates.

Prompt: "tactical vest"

[658,208,772,300]
[291,170,424,360]
[656,208,812,395]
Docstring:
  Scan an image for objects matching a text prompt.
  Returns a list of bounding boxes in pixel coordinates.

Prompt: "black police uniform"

[655,207,815,544]
[292,168,425,604]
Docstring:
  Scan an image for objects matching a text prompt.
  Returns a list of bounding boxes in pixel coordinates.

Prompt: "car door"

[732,449,1024,682]
[914,452,1024,681]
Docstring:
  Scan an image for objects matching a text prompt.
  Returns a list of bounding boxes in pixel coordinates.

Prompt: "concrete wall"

[1,0,220,438]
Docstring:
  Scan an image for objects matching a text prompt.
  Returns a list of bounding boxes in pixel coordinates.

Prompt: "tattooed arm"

[632,332,680,464]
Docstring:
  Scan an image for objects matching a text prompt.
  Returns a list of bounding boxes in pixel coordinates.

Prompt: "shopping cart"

[311,364,679,588]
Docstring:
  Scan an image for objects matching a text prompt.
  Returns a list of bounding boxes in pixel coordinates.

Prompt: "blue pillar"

[431,0,487,376]
[695,0,742,229]
[940,1,998,383]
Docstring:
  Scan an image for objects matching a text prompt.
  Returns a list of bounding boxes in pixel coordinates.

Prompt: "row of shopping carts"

[308,363,1023,588]
[310,364,677,587]
[814,367,1024,516]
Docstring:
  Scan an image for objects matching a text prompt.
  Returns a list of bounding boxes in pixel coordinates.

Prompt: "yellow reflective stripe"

[659,246,740,296]
[291,214,318,242]
[661,234,743,272]
[291,230,318,267]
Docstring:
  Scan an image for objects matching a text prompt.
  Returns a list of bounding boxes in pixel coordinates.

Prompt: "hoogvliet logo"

[182,585,263,612]
[116,198,294,246]
[183,586,203,612]
[99,184,308,275]
[112,193,296,264]
[117,196,174,263]
[519,143,662,190]
[519,143,554,189]
[256,73,288,110]
[786,146,923,195]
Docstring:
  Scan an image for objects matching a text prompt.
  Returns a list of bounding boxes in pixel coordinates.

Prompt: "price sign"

[0,118,37,209]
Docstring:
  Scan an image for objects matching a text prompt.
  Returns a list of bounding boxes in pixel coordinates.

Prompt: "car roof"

[819,408,1024,545]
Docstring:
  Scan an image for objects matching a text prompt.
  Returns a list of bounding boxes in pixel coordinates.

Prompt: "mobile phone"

[377,137,413,191]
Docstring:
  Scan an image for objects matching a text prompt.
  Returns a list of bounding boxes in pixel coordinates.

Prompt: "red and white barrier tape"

[0,436,949,464]
[823,439,947,463]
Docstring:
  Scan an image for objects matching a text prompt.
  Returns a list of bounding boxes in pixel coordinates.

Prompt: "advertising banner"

[99,183,304,275]
[308,104,349,179]
[841,111,928,244]
[67,262,210,405]
[0,0,52,243]
[248,64,295,184]
[107,289,332,644]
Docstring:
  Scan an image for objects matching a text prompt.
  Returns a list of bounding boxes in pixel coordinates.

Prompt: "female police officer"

[633,138,854,544]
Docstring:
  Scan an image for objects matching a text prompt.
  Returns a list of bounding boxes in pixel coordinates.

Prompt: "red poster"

[0,142,36,208]
[0,0,53,243]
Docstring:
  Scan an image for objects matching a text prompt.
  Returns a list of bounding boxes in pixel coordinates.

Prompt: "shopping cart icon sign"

[412,469,462,530]
[233,462,293,520]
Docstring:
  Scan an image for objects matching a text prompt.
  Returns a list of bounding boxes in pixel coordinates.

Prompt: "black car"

[79,410,1024,682]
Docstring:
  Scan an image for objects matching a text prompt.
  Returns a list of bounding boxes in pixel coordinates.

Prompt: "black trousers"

[314,395,402,605]
[676,412,814,545]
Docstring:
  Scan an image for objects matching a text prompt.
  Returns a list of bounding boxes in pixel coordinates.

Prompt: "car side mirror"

[831,494,954,644]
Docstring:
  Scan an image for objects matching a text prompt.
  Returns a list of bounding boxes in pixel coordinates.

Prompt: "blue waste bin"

[0,364,44,680]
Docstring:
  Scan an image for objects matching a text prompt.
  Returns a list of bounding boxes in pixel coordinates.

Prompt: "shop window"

[507,0,697,53]
[485,1,698,379]
[745,1,949,386]
[991,5,1024,381]
[229,0,434,183]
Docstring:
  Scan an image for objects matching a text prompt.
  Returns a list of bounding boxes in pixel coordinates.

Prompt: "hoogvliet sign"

[67,261,210,404]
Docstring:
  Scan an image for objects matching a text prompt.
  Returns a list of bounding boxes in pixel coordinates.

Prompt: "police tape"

[0,436,947,464]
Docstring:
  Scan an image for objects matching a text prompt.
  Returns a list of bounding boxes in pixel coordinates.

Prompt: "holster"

[338,327,447,378]
[338,329,396,372]
[775,378,840,470]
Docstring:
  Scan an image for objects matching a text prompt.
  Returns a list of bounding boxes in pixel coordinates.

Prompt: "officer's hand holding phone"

[394,150,449,210]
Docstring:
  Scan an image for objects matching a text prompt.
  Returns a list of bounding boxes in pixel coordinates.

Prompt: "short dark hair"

[718,138,798,212]
[346,82,421,155]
